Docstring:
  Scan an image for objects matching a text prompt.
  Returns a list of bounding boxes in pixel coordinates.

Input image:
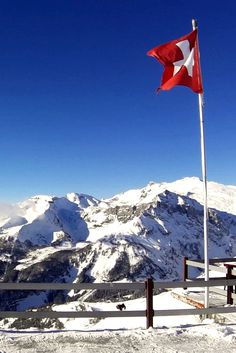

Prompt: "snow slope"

[0,291,236,353]
[104,177,236,215]
[1,176,236,245]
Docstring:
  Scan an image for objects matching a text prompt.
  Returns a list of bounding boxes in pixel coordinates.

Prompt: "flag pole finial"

[192,19,198,30]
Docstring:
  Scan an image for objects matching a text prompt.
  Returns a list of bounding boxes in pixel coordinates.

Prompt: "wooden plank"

[211,287,236,300]
[187,260,226,273]
[188,258,236,264]
[171,291,204,308]
[0,310,146,319]
[209,258,236,264]
[1,306,236,319]
[154,306,236,316]
[186,260,236,276]
[0,282,145,291]
[187,277,226,281]
[153,279,236,289]
[0,280,235,291]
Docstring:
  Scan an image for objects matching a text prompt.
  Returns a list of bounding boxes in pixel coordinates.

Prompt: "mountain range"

[0,176,236,315]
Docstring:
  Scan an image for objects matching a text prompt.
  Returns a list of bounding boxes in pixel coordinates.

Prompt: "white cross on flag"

[147,29,203,93]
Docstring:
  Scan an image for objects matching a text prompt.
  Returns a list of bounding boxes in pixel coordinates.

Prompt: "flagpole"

[192,19,209,309]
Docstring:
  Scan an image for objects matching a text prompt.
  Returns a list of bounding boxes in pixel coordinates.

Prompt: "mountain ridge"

[0,176,236,315]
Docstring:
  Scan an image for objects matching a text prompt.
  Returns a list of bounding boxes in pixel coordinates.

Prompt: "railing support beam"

[225,264,236,305]
[146,278,154,329]
[183,257,188,289]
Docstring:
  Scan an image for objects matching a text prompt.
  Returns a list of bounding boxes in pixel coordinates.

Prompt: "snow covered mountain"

[0,176,236,312]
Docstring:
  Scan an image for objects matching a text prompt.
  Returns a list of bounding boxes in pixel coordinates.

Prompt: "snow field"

[1,291,236,352]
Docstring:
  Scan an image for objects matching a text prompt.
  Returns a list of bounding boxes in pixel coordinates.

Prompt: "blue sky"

[1,0,236,202]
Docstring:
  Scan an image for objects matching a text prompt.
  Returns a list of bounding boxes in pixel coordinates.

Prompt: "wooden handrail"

[0,278,236,328]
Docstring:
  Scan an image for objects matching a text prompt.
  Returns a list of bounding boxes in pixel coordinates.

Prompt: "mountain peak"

[66,192,100,209]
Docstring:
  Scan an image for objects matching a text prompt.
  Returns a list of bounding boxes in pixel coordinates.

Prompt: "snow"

[20,195,54,223]
[1,176,236,249]
[87,218,142,242]
[106,177,236,215]
[2,177,236,305]
[1,291,236,352]
[1,326,236,353]
[66,193,100,209]
[160,177,236,215]
[58,292,200,331]
[1,177,236,350]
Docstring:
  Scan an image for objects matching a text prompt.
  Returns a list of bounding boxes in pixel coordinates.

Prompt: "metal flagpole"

[192,19,209,309]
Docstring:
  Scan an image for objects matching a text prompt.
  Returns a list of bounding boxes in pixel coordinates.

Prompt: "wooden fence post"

[146,278,154,329]
[225,264,234,305]
[183,257,188,289]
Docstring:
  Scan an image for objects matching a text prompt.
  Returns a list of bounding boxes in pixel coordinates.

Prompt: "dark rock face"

[107,252,130,281]
[16,250,74,283]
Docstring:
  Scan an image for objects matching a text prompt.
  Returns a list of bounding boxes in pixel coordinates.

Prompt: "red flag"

[147,29,203,93]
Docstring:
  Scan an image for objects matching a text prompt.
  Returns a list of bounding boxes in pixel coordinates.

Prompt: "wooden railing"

[1,277,236,329]
[183,257,236,305]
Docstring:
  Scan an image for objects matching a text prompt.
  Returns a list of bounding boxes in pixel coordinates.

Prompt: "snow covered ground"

[1,291,236,352]
[1,325,236,353]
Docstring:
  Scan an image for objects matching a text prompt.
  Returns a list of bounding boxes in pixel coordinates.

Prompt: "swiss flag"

[147,29,203,93]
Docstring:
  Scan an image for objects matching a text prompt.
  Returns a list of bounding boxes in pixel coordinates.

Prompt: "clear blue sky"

[1,0,236,202]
